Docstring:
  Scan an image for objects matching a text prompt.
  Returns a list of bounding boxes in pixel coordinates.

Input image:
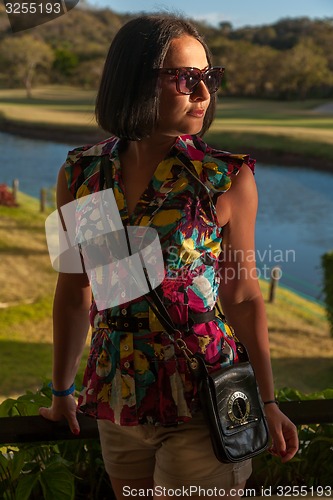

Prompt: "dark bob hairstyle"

[95,14,217,140]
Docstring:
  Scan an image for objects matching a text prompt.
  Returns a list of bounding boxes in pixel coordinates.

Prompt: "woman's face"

[156,35,211,138]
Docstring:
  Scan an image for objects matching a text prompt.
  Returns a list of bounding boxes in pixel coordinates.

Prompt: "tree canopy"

[0,4,332,99]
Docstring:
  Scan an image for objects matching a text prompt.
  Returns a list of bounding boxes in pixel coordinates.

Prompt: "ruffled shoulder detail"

[175,135,255,196]
[64,136,119,198]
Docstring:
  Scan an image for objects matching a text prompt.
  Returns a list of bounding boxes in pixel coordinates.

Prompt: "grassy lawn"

[0,86,98,137]
[206,97,333,164]
[259,280,333,392]
[0,86,96,114]
[1,86,333,164]
[0,194,332,401]
[0,193,89,400]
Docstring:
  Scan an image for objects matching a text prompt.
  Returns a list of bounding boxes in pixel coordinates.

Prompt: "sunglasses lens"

[178,68,201,94]
[204,68,223,93]
[177,68,223,94]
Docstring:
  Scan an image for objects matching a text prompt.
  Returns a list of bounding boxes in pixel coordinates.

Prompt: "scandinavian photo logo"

[4,0,80,33]
[45,188,165,311]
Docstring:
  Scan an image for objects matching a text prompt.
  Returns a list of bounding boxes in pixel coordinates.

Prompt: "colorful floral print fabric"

[64,134,255,425]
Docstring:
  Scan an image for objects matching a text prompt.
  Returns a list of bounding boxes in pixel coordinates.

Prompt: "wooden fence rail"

[0,400,332,445]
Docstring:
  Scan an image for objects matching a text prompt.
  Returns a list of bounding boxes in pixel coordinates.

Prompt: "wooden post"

[12,179,19,203]
[269,266,281,303]
[40,188,46,213]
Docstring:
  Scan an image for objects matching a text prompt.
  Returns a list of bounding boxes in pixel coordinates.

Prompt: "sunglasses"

[158,66,225,95]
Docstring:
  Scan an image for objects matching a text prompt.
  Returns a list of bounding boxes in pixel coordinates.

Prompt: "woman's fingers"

[265,405,299,462]
[279,422,299,462]
[39,396,80,435]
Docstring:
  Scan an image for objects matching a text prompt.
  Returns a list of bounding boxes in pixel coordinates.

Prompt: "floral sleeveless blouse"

[64,134,255,426]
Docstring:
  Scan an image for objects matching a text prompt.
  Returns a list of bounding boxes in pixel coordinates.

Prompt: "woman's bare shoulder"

[215,163,257,227]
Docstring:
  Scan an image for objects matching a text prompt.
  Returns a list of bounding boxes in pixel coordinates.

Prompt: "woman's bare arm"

[40,165,91,434]
[216,165,298,462]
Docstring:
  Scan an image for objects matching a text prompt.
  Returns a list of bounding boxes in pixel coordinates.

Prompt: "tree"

[273,40,333,99]
[213,38,278,97]
[0,7,332,100]
[253,26,277,46]
[0,35,54,98]
[218,22,233,36]
[71,58,105,89]
[53,47,79,80]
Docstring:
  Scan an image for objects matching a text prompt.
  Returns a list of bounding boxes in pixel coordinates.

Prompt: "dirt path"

[313,102,333,114]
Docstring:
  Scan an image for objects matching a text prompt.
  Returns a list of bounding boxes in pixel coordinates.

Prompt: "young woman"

[40,14,298,499]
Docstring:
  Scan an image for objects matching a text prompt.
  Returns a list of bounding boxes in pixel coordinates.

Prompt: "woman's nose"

[190,80,211,101]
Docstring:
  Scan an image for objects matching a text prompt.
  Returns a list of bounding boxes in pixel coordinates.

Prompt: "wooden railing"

[0,400,332,445]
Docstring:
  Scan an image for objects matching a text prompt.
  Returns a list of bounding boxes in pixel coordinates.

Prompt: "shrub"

[0,184,18,207]
[0,385,332,498]
[248,387,333,493]
[0,385,113,500]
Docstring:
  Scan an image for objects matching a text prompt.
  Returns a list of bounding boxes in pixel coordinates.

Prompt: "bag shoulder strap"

[99,154,114,190]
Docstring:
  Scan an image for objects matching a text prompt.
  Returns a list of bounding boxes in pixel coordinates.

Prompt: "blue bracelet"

[49,382,75,397]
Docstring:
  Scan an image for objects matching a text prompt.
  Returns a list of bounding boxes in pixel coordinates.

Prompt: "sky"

[87,0,333,28]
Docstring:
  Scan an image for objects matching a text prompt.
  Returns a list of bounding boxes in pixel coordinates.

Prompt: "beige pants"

[98,411,252,491]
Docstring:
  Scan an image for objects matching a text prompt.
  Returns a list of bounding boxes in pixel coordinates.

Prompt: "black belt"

[107,309,217,332]
[107,315,150,332]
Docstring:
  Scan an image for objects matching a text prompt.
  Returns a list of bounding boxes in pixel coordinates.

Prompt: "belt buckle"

[108,316,139,332]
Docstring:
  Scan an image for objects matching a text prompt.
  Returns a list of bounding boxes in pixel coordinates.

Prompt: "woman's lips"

[187,109,205,118]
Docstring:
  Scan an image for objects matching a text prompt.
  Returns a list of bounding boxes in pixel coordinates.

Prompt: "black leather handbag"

[145,285,270,464]
[187,341,269,463]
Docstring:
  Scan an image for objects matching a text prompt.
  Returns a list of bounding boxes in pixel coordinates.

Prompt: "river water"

[1,131,333,303]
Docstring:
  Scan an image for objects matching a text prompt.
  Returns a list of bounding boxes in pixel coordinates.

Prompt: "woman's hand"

[39,395,80,436]
[264,403,299,463]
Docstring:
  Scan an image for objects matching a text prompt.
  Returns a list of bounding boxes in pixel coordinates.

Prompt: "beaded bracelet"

[263,399,279,406]
[49,382,75,397]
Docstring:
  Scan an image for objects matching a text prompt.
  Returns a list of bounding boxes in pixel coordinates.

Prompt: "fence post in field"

[269,266,281,303]
[322,251,333,337]
[40,187,46,212]
[12,179,19,202]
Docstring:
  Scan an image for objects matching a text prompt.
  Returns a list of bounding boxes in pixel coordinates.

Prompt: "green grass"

[0,287,89,399]
[0,86,97,133]
[206,97,333,163]
[0,338,89,399]
[0,191,91,399]
[259,280,333,393]
[205,131,333,166]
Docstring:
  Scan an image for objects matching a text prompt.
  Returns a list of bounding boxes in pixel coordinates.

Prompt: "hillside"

[0,5,333,99]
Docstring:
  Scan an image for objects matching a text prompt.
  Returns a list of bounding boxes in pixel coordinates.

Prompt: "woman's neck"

[123,134,178,170]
